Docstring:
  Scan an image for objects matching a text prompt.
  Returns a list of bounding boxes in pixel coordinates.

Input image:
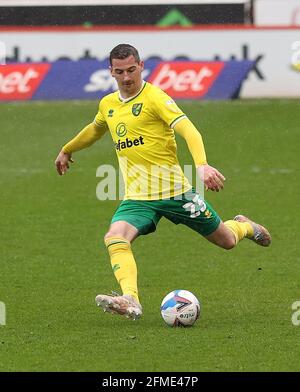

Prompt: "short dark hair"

[109,44,140,66]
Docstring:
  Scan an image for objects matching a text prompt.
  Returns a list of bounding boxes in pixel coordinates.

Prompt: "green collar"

[118,81,147,103]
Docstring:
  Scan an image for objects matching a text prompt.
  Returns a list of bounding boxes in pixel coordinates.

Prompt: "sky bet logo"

[115,136,145,151]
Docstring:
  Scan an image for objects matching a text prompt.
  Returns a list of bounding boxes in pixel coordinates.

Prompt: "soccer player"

[55,44,271,320]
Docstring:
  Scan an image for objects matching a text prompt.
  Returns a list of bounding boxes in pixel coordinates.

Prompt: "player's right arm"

[150,87,225,192]
[55,101,108,175]
[173,118,225,192]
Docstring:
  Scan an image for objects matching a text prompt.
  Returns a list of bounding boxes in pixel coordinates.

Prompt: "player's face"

[110,55,144,97]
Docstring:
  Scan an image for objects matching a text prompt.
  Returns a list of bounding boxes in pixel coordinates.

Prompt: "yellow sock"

[224,220,254,245]
[104,236,140,303]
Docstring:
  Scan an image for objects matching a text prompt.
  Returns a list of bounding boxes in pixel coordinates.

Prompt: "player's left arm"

[55,122,107,176]
[173,118,225,192]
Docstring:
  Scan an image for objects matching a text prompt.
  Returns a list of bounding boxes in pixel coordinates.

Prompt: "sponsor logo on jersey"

[108,109,114,117]
[116,123,127,137]
[115,136,145,151]
[132,103,143,116]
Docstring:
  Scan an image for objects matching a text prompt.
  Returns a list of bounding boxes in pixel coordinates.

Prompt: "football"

[160,289,200,327]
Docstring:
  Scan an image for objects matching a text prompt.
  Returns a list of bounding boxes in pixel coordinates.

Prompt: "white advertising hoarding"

[255,0,300,26]
[0,27,299,97]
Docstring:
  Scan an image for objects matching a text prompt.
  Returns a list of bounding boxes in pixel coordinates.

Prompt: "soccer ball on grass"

[160,289,200,327]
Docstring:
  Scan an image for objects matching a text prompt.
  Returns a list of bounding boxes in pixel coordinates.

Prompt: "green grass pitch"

[0,99,299,372]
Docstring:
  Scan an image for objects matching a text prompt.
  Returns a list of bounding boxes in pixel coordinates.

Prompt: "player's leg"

[96,220,142,320]
[204,221,236,250]
[206,217,271,249]
[96,200,161,319]
[105,220,139,242]
[159,189,271,249]
[104,220,139,303]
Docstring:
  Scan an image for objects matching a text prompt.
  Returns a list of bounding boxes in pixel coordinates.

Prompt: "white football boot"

[233,215,271,247]
[95,292,142,320]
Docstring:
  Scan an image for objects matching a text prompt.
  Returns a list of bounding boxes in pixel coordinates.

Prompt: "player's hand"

[197,164,225,192]
[55,150,74,176]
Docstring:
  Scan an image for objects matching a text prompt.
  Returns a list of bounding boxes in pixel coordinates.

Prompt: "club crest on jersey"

[116,123,127,137]
[132,103,143,116]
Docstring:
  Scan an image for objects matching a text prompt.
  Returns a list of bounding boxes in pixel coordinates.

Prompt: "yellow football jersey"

[94,82,192,200]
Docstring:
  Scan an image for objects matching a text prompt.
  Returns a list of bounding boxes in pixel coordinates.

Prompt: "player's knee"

[104,232,112,242]
[104,232,129,244]
[104,232,121,243]
[222,237,236,250]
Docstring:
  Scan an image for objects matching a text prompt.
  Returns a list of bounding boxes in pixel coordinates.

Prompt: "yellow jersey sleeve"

[62,100,108,154]
[151,88,186,128]
[94,99,109,129]
[62,122,107,154]
[173,118,207,166]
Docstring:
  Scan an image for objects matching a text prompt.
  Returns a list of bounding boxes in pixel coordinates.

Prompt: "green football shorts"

[111,188,221,237]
